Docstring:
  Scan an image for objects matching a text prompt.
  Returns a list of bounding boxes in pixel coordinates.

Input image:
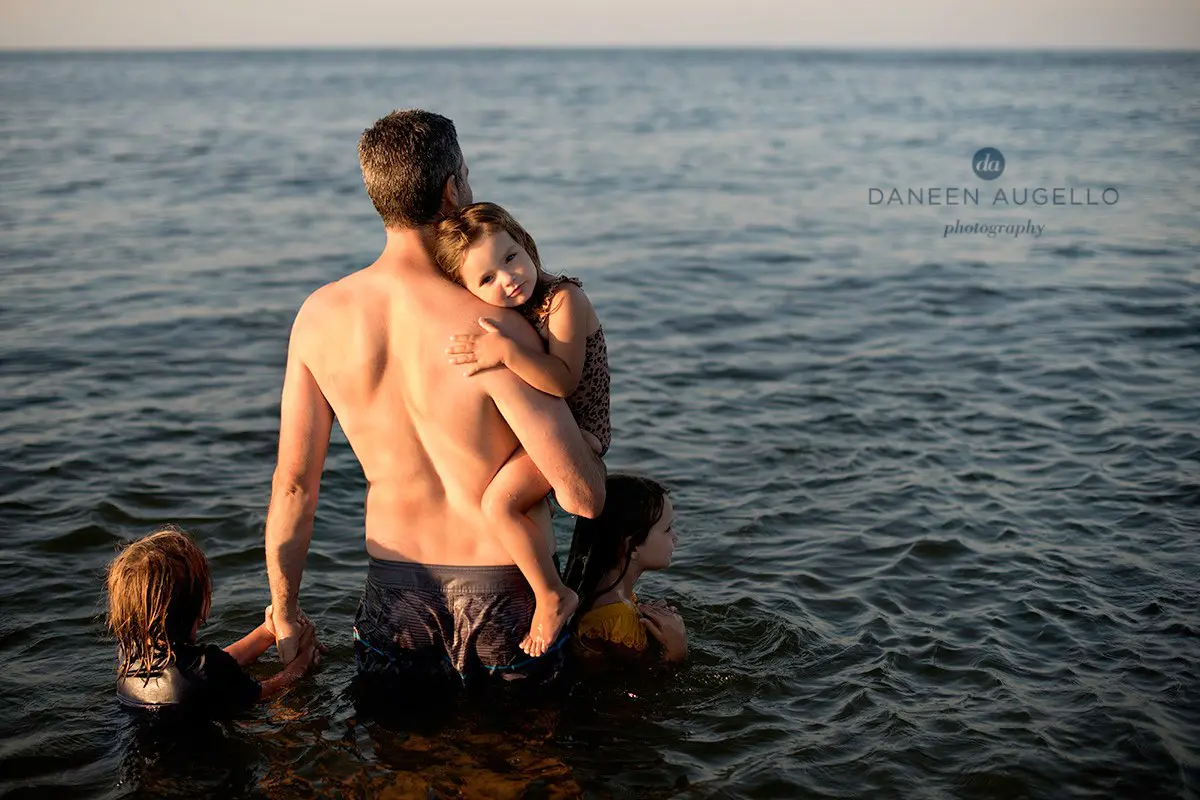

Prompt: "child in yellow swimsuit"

[563,474,687,663]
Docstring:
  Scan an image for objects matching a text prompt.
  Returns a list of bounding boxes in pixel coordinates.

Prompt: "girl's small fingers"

[448,334,476,343]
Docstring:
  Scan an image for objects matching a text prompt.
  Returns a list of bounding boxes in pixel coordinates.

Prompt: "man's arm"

[483,314,606,518]
[265,297,334,663]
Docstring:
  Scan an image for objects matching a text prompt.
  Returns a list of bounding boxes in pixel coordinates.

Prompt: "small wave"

[34,524,122,554]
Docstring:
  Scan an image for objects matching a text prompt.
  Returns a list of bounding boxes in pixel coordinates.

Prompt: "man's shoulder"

[292,271,373,334]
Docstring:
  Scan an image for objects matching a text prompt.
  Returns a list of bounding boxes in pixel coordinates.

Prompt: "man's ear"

[440,174,460,215]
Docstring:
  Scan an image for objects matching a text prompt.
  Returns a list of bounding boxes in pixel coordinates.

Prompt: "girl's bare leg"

[482,447,579,657]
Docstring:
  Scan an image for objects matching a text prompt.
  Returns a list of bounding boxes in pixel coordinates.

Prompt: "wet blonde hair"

[105,526,211,679]
[433,201,544,287]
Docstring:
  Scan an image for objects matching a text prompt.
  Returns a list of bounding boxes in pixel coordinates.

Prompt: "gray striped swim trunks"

[353,557,566,688]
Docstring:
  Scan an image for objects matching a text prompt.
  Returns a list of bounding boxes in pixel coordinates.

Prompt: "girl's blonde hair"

[433,201,544,286]
[105,526,211,679]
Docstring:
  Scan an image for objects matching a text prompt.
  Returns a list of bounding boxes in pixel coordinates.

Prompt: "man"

[264,109,606,690]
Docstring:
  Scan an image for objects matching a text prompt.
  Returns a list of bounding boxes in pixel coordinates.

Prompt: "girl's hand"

[640,604,688,663]
[640,598,679,613]
[447,317,515,377]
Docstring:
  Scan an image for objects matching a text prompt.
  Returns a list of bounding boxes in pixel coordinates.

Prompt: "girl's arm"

[257,624,317,701]
[503,284,593,397]
[449,285,594,398]
[224,624,276,667]
[224,605,287,667]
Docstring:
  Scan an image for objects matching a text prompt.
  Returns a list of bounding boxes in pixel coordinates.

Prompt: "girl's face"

[458,229,538,308]
[633,497,677,571]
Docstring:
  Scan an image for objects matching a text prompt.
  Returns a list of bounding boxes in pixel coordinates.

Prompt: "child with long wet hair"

[435,202,611,659]
[106,526,318,711]
[563,474,687,663]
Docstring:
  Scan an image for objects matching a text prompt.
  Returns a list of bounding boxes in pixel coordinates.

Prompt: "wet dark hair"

[563,474,670,619]
[358,109,464,229]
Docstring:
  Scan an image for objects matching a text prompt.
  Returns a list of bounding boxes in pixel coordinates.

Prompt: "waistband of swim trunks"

[366,556,531,595]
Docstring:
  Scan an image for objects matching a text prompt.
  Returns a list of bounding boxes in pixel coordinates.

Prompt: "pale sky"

[2,0,1198,50]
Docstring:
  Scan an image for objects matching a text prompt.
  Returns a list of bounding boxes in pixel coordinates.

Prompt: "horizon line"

[2,43,1199,55]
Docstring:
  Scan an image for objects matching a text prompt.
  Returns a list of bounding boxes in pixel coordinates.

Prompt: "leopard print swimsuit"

[520,275,612,455]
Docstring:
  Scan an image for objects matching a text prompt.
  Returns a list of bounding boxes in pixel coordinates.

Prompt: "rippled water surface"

[1,50,1198,799]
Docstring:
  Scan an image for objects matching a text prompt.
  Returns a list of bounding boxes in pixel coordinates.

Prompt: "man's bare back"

[293,245,590,564]
[263,110,605,677]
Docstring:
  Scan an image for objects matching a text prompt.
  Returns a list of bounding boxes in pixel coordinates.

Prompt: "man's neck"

[377,225,439,273]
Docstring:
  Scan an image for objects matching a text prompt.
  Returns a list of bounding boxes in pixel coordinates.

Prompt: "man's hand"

[272,606,325,665]
[446,317,517,377]
[284,624,319,676]
[640,604,688,663]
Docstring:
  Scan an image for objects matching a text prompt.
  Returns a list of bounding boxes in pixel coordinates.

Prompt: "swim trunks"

[353,557,565,691]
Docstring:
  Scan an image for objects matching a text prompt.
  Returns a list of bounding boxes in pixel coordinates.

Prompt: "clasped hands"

[266,605,327,666]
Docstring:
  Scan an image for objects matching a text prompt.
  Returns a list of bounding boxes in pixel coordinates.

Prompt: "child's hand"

[263,605,276,637]
[640,604,688,663]
[640,598,678,613]
[446,317,515,377]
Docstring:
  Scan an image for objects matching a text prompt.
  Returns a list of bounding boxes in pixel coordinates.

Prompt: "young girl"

[435,202,611,658]
[106,526,318,712]
[563,473,687,663]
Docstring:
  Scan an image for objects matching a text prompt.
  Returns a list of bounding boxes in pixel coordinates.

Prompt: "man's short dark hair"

[358,109,463,229]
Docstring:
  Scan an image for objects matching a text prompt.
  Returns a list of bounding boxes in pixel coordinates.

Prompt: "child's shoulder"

[525,274,593,327]
[576,599,647,652]
[542,274,589,305]
[543,273,585,292]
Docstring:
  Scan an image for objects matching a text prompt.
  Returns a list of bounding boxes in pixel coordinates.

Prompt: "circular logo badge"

[972,147,1005,180]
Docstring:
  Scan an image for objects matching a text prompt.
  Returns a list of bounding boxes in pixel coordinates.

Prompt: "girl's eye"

[505,253,516,263]
[480,275,494,286]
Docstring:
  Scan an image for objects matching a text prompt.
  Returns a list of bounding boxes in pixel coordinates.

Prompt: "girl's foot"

[520,587,579,657]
